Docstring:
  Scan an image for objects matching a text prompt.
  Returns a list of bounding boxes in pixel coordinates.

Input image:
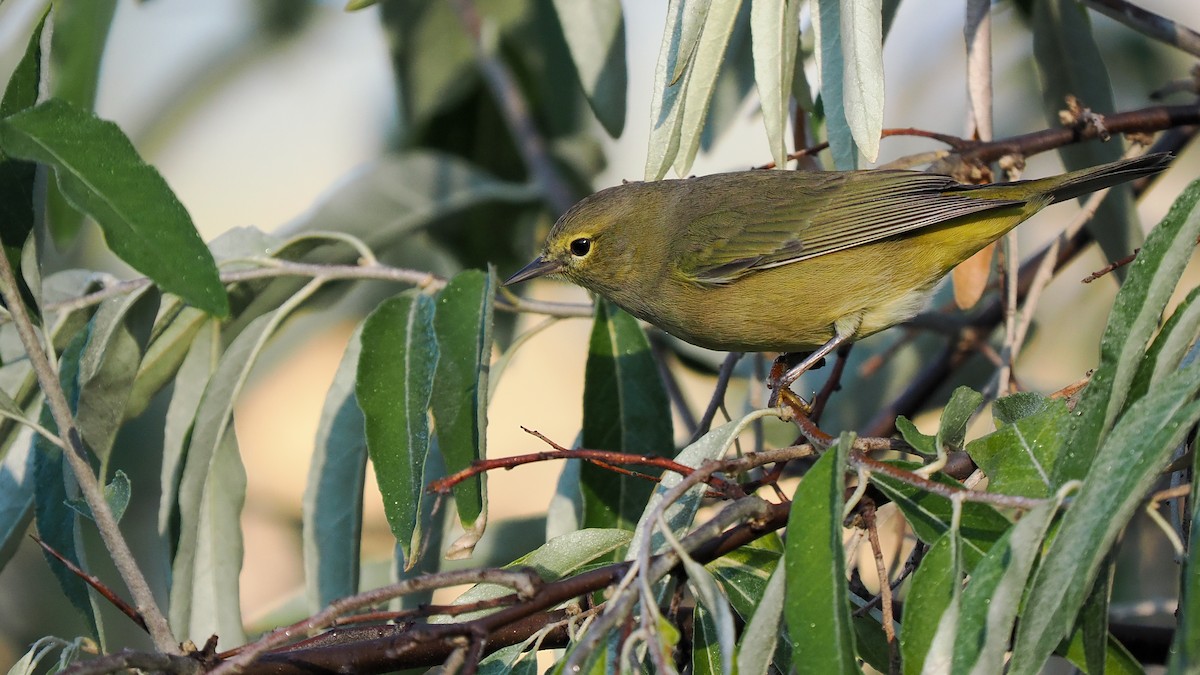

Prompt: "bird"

[505,152,1171,395]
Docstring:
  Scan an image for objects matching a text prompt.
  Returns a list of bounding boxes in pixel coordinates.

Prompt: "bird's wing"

[677,170,1025,285]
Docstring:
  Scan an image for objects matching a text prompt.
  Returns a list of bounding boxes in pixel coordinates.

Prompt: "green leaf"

[32,335,100,640]
[683,554,736,675]
[1061,628,1144,675]
[303,328,367,610]
[1169,447,1200,673]
[0,10,47,314]
[992,391,1053,426]
[76,287,160,471]
[701,1,754,151]
[692,605,723,675]
[936,386,983,453]
[581,300,672,530]
[645,0,743,179]
[813,0,858,169]
[0,437,35,573]
[432,269,495,555]
[1130,286,1200,403]
[951,496,1061,673]
[65,470,130,525]
[870,464,1010,568]
[750,0,802,169]
[448,528,632,615]
[894,415,935,456]
[158,320,216,543]
[784,432,857,673]
[551,0,627,136]
[1011,360,1200,673]
[0,100,229,316]
[899,531,959,675]
[630,409,777,559]
[1032,0,1140,272]
[1053,179,1200,483]
[357,292,439,567]
[709,544,779,620]
[45,0,117,245]
[966,398,1067,499]
[838,0,884,162]
[171,302,302,644]
[735,561,785,675]
[174,428,247,646]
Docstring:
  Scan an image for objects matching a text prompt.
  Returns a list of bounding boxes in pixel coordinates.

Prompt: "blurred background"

[0,0,1197,666]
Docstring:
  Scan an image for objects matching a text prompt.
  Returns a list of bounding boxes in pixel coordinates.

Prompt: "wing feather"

[678,170,1025,285]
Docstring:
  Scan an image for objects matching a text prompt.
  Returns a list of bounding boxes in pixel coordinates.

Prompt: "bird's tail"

[1040,152,1172,205]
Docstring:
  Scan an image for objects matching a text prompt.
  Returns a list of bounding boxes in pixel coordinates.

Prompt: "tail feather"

[1042,152,1172,205]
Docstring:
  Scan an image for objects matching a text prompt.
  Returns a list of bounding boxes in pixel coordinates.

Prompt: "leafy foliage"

[0,1,1197,673]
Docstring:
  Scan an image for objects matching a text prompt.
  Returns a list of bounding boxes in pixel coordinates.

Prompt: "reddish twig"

[427,428,740,497]
[30,534,147,632]
[861,503,900,675]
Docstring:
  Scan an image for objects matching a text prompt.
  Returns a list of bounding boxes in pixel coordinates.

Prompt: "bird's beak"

[504,256,562,285]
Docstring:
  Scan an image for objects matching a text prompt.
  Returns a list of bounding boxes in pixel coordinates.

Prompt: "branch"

[1082,0,1200,58]
[0,247,179,653]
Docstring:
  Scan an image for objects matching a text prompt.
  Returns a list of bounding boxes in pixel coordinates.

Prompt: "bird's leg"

[768,330,854,407]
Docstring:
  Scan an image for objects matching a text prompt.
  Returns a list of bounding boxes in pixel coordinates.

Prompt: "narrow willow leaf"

[672,0,743,176]
[0,431,34,572]
[919,528,964,674]
[551,0,627,136]
[951,497,1060,674]
[432,269,494,555]
[447,528,632,616]
[159,321,216,540]
[0,100,229,316]
[1130,286,1200,403]
[838,0,884,161]
[0,9,47,315]
[685,562,736,675]
[784,432,857,673]
[581,300,672,530]
[966,398,1067,499]
[899,531,959,675]
[936,386,982,453]
[65,470,130,525]
[1062,628,1143,675]
[1168,451,1200,673]
[357,292,439,567]
[1077,556,1114,675]
[710,544,779,620]
[45,0,118,245]
[701,1,753,151]
[1011,361,1200,673]
[871,465,1010,569]
[736,560,785,675]
[176,429,246,646]
[629,409,777,559]
[303,328,367,610]
[693,605,723,675]
[1032,0,1140,270]
[1053,179,1200,483]
[32,335,99,639]
[751,0,802,169]
[645,0,688,180]
[171,307,294,643]
[76,287,160,470]
[813,0,858,169]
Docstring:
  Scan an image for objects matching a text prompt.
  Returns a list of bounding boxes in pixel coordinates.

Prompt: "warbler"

[505,153,1170,387]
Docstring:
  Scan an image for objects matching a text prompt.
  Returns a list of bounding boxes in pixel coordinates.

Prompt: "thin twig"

[691,352,743,442]
[446,0,576,215]
[861,503,899,675]
[0,243,179,652]
[1081,0,1200,58]
[209,568,544,675]
[30,535,147,632]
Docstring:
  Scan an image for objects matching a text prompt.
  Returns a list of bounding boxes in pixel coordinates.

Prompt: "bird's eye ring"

[570,238,592,257]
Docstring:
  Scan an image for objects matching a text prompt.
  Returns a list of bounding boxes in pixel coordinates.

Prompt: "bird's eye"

[569,238,592,257]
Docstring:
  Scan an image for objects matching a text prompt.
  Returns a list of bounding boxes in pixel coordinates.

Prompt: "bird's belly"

[640,237,966,353]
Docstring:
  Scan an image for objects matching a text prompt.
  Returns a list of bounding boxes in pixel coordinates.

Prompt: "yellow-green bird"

[506,153,1170,388]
